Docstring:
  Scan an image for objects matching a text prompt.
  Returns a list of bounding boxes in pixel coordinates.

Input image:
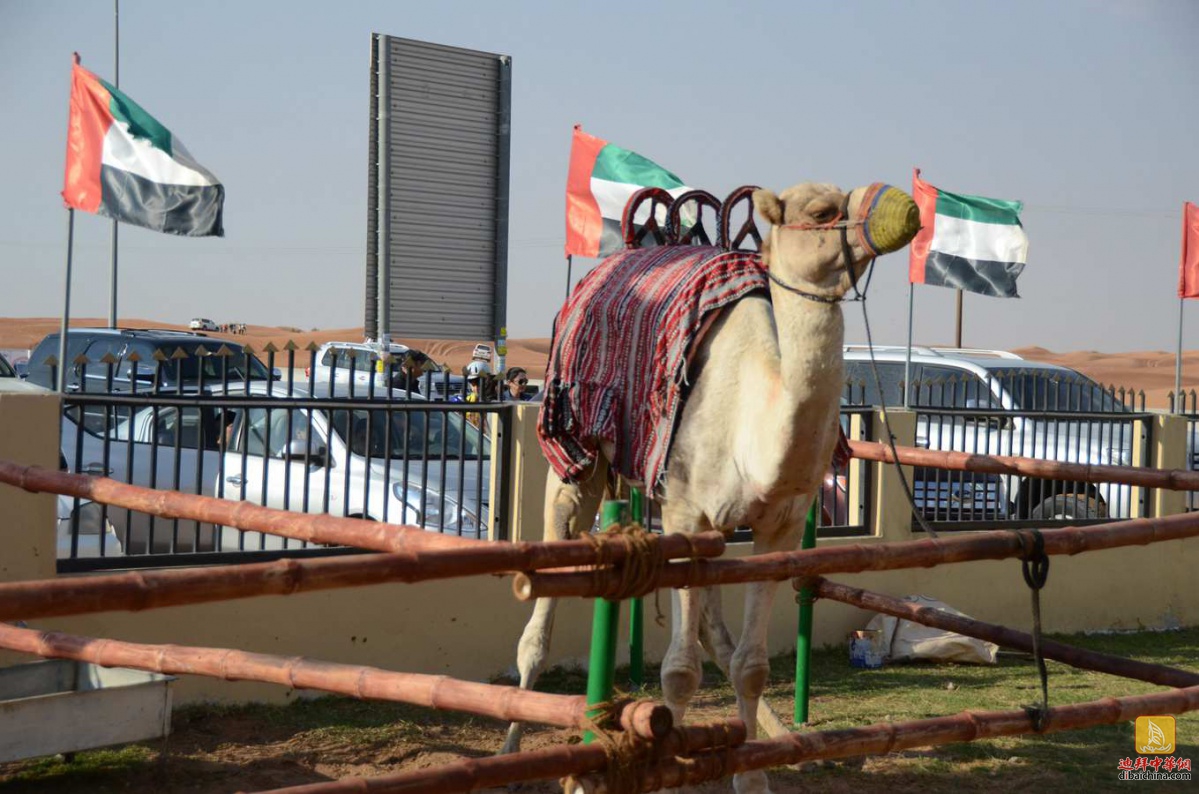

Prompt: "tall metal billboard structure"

[366,35,511,342]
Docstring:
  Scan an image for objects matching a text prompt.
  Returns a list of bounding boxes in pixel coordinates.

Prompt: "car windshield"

[984,366,1126,412]
[330,408,490,460]
[0,354,15,378]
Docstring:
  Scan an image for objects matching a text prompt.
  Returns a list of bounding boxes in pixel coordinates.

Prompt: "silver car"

[59,383,488,559]
[217,393,489,550]
[843,346,1138,520]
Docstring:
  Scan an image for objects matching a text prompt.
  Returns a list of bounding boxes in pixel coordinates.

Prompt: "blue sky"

[2,0,1197,351]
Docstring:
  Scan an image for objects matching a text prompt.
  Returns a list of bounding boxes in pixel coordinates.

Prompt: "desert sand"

[2,317,1197,409]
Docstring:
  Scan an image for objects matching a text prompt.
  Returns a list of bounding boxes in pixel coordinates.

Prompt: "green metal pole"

[794,502,819,725]
[628,487,645,690]
[584,499,627,743]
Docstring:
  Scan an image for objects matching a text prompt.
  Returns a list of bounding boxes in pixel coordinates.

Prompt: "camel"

[504,181,920,793]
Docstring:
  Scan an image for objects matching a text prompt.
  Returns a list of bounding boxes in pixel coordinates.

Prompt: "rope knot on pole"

[568,700,657,794]
[582,521,669,601]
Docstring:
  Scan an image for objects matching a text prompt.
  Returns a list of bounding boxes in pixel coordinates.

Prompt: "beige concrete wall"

[1,399,1196,705]
[0,385,59,582]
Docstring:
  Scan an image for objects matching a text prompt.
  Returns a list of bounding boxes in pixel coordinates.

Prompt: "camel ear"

[753,189,783,226]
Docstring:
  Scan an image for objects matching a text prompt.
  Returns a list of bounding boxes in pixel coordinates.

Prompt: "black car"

[28,328,272,392]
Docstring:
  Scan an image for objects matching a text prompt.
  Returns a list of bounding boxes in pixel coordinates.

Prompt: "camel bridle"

[766,191,877,304]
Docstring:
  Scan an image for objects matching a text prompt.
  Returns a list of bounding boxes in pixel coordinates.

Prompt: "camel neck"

[744,289,846,496]
[771,289,845,398]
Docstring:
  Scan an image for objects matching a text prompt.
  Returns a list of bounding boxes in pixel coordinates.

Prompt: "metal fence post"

[628,487,645,689]
[584,499,627,743]
[794,502,818,725]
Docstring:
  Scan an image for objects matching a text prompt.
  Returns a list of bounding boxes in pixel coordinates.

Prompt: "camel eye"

[809,205,838,224]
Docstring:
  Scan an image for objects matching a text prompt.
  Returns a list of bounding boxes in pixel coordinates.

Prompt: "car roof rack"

[842,344,1024,361]
[843,344,938,355]
[928,347,1024,360]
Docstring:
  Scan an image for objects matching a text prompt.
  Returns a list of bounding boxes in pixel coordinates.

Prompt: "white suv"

[843,345,1138,522]
[308,341,464,400]
[189,318,218,331]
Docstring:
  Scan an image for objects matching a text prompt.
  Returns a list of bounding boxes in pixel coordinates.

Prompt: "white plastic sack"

[865,595,998,665]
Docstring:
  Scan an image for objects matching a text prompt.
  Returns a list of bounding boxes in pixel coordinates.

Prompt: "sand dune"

[3,318,1197,409]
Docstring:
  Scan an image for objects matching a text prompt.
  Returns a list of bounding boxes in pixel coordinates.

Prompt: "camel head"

[753,182,920,300]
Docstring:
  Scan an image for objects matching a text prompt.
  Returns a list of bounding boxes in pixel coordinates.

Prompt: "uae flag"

[564,126,691,258]
[1179,202,1199,299]
[909,169,1027,298]
[62,61,224,237]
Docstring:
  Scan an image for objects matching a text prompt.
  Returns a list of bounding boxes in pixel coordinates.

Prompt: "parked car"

[216,389,489,549]
[0,352,16,379]
[842,345,1136,521]
[28,328,272,393]
[189,318,218,331]
[59,382,488,558]
[307,340,465,400]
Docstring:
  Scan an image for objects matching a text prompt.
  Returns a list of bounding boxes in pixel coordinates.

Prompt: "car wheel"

[1030,494,1100,521]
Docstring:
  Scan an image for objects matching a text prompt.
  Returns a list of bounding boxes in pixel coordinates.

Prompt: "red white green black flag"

[62,60,224,237]
[564,126,692,258]
[909,169,1028,298]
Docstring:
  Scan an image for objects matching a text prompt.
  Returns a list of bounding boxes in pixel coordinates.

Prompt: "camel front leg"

[502,461,609,755]
[728,520,804,794]
[699,585,790,740]
[661,584,704,725]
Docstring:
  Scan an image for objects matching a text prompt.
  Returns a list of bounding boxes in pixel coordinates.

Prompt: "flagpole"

[58,210,76,393]
[108,0,120,328]
[955,288,963,348]
[1176,297,1184,409]
[904,283,914,408]
[565,255,573,300]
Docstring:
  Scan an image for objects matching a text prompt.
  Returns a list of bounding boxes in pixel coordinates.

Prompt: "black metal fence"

[845,372,1150,531]
[1169,391,1199,512]
[54,348,513,573]
[56,346,1168,567]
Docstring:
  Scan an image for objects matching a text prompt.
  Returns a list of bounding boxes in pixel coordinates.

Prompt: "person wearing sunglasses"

[504,367,533,401]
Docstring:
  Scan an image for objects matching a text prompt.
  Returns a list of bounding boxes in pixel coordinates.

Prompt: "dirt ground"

[0,691,822,794]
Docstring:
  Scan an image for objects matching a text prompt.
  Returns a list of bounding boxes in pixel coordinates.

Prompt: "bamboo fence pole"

[848,440,1199,492]
[253,684,1199,794]
[0,460,724,566]
[564,685,1199,793]
[0,623,671,738]
[515,511,1199,600]
[807,578,1199,688]
[0,524,723,622]
[246,721,747,794]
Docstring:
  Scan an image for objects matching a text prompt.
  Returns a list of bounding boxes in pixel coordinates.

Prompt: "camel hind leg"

[500,457,609,755]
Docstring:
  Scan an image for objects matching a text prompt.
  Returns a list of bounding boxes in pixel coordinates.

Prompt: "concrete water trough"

[0,660,173,763]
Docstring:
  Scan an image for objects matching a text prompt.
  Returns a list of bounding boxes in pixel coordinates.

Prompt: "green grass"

[2,627,1196,792]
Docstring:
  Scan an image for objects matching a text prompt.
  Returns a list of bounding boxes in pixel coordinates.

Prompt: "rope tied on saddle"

[1016,528,1052,731]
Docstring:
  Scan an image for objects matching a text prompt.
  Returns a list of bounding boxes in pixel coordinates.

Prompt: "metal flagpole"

[565,255,573,300]
[108,0,120,328]
[904,283,915,408]
[58,210,76,393]
[1176,297,1185,409]
[955,288,963,348]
